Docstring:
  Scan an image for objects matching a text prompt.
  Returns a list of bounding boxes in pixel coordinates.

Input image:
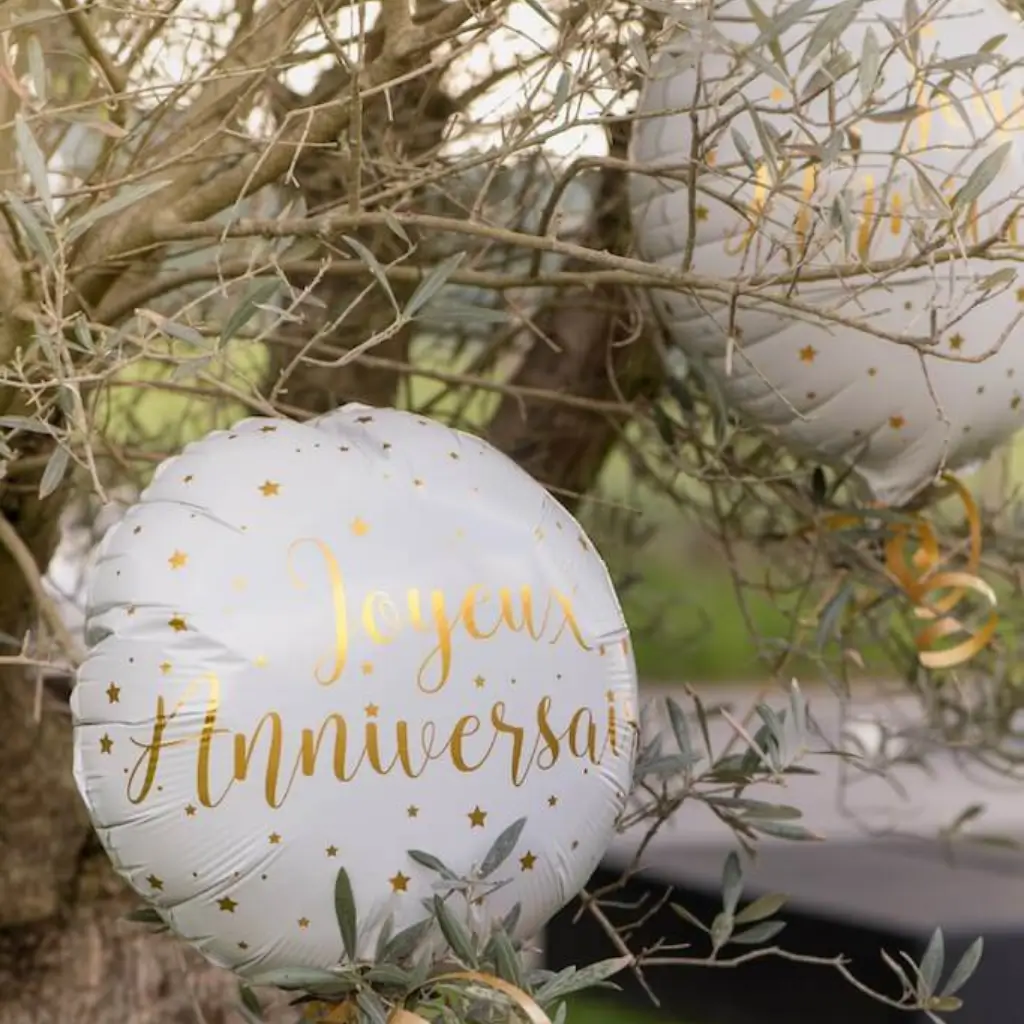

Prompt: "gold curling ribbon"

[818,475,998,669]
[306,971,552,1024]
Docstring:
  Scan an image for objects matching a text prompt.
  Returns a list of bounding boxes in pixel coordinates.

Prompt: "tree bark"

[485,156,664,514]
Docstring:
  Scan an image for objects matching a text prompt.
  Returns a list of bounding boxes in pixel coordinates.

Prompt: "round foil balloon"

[72,405,638,977]
[630,0,1024,506]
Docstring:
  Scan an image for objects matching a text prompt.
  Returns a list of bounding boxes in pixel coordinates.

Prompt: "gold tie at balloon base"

[811,476,998,671]
[301,971,555,1024]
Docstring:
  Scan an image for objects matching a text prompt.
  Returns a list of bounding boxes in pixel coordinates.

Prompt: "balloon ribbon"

[817,475,997,669]
[304,971,552,1024]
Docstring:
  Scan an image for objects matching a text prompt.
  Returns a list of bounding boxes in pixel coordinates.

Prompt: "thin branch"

[58,0,129,124]
[0,513,84,665]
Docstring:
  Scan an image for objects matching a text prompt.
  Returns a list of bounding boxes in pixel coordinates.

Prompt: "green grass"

[570,997,692,1023]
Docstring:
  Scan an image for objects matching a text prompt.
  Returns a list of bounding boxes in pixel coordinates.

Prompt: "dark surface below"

[545,846,1015,1024]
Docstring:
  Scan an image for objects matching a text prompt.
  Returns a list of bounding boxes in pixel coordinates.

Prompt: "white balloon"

[630,0,1024,506]
[71,405,638,977]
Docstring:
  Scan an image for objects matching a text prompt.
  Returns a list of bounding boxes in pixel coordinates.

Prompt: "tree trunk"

[485,154,664,514]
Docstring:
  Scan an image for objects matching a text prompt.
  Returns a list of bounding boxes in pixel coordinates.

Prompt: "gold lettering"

[499,585,550,640]
[233,712,289,807]
[301,714,357,780]
[448,714,495,772]
[462,585,500,640]
[363,591,401,645]
[288,538,348,686]
[549,590,591,649]
[490,701,529,785]
[412,589,457,694]
[565,707,599,763]
[857,174,876,260]
[535,697,561,769]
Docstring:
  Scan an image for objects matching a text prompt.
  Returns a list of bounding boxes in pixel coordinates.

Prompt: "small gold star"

[238,941,249,950]
[770,86,786,101]
[260,425,277,433]
[126,605,137,617]
[534,527,544,541]
[185,804,197,817]
[183,474,194,484]
[889,415,906,430]
[799,345,817,363]
[548,795,558,807]
[365,703,379,718]
[159,661,172,674]
[218,897,238,913]
[695,205,709,221]
[326,845,338,857]
[361,661,374,675]
[520,851,537,871]
[269,832,282,845]
[298,917,310,929]
[168,550,187,569]
[254,654,268,668]
[949,333,964,350]
[867,366,878,377]
[106,683,120,703]
[474,674,486,689]
[468,806,487,828]
[133,525,142,535]
[407,805,419,818]
[389,872,410,892]
[258,480,281,497]
[1012,395,1022,410]
[382,442,392,451]
[571,840,579,850]
[99,734,113,754]
[351,517,369,536]
[413,478,424,488]
[146,874,164,891]
[449,451,460,460]
[168,616,186,632]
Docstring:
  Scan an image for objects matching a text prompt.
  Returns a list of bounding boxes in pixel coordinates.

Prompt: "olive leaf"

[334,867,359,963]
[432,895,477,966]
[479,817,527,878]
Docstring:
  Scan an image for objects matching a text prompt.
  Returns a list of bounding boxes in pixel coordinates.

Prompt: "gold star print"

[571,840,579,851]
[183,474,194,484]
[269,833,282,845]
[126,605,137,617]
[799,345,817,363]
[1012,395,1022,410]
[133,525,142,535]
[168,616,187,632]
[770,86,786,102]
[389,872,410,892]
[534,527,544,541]
[106,683,120,703]
[260,425,277,433]
[99,734,113,754]
[351,517,369,536]
[160,661,172,674]
[468,806,487,828]
[185,804,197,817]
[867,367,878,377]
[218,897,238,913]
[413,478,424,488]
[298,917,310,929]
[326,845,338,857]
[1017,287,1024,302]
[889,415,906,430]
[949,333,964,351]
[365,703,379,718]
[238,941,249,951]
[474,674,486,689]
[382,442,392,451]
[695,205,709,222]
[258,480,281,497]
[254,654,268,668]
[407,805,419,818]
[548,795,558,807]
[146,874,164,891]
[519,852,537,871]
[361,662,374,675]
[449,451,460,460]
